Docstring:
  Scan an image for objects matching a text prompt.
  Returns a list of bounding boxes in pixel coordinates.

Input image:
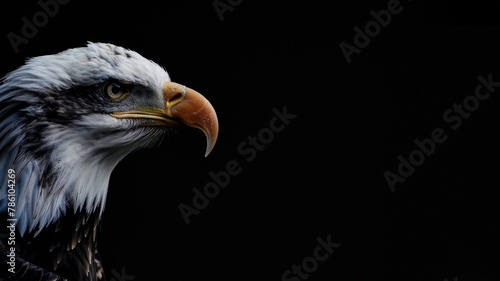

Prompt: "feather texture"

[0,43,173,280]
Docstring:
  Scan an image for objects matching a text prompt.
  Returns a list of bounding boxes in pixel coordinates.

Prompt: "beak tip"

[204,131,217,157]
[204,144,211,157]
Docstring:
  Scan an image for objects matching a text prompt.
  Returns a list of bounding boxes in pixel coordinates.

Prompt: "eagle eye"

[103,81,130,100]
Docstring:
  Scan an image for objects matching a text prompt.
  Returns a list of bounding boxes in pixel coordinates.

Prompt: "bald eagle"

[0,43,218,281]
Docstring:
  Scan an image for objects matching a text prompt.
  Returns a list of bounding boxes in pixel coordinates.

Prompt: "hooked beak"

[110,81,219,157]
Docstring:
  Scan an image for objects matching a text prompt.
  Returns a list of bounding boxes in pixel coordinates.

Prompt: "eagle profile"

[0,43,218,280]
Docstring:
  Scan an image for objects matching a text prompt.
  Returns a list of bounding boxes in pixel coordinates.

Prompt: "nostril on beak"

[169,93,183,104]
[165,85,186,108]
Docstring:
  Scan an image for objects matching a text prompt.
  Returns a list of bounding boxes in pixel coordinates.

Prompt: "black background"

[1,0,500,280]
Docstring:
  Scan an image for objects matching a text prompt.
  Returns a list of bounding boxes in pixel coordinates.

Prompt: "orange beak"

[162,82,218,156]
[110,81,219,157]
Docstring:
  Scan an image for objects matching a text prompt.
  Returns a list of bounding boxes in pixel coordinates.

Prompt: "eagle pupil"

[111,83,121,94]
[104,81,128,100]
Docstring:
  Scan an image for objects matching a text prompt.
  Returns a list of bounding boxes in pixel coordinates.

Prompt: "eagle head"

[0,42,218,240]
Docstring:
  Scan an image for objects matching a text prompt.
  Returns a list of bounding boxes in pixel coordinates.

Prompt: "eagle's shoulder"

[1,208,104,281]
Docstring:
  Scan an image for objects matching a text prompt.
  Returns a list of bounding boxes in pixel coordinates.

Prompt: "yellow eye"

[103,81,130,100]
